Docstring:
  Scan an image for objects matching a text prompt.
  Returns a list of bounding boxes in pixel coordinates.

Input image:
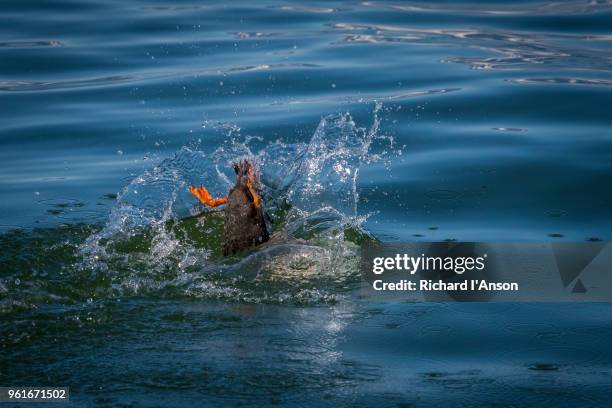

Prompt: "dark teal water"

[2,1,612,406]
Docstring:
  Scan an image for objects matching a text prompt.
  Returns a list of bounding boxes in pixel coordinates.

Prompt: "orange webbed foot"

[189,185,228,207]
[246,181,262,208]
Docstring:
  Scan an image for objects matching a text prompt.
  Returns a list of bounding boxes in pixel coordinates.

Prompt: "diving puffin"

[189,159,269,255]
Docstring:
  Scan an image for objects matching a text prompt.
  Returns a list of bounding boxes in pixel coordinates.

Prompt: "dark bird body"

[222,180,269,255]
[189,160,269,256]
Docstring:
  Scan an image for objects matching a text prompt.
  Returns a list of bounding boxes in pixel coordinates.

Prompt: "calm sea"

[2,1,612,406]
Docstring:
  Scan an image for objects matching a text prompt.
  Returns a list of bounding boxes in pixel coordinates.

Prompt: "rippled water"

[2,1,612,406]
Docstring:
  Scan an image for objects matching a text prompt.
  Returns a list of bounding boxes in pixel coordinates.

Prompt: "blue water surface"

[1,1,612,406]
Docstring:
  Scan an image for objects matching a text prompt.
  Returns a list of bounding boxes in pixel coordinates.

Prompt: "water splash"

[74,104,392,304]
